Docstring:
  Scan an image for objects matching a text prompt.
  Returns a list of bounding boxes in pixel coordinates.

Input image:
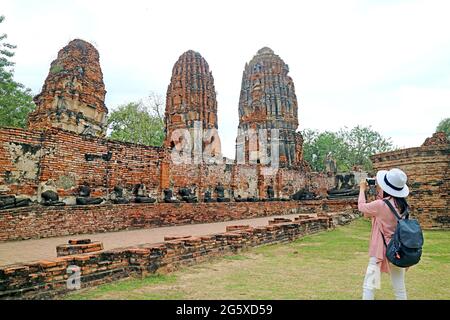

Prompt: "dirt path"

[0,213,303,266]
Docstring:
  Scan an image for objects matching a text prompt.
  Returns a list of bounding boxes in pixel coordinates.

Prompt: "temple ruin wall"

[371,144,449,229]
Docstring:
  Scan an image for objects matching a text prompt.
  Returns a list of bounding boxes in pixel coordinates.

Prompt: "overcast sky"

[2,0,449,158]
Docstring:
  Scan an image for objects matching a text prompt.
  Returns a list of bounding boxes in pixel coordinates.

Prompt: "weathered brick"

[372,133,449,229]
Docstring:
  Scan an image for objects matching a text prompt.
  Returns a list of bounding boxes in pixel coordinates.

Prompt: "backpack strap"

[380,230,388,248]
[403,207,410,220]
[383,199,403,221]
[380,199,406,248]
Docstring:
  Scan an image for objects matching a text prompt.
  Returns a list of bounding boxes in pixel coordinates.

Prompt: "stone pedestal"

[56,239,103,257]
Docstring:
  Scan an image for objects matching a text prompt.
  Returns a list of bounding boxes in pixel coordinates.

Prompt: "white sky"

[2,0,449,158]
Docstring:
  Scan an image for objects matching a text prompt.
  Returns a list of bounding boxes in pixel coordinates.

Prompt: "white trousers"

[362,257,407,300]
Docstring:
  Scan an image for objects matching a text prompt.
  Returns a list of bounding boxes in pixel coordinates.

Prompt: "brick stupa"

[164,50,221,159]
[28,39,108,137]
[236,47,304,167]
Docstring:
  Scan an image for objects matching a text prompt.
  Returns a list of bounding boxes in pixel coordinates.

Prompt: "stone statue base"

[181,197,198,203]
[112,198,130,204]
[42,201,66,206]
[76,197,103,205]
[164,198,180,203]
[327,189,359,199]
[135,197,156,203]
[0,195,31,210]
[291,189,316,200]
[262,198,279,202]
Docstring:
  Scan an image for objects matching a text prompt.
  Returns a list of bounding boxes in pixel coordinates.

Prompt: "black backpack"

[380,199,424,268]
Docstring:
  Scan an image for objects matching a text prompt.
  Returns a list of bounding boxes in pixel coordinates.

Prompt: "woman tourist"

[358,168,410,300]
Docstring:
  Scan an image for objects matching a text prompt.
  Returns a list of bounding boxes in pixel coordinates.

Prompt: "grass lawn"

[65,218,450,300]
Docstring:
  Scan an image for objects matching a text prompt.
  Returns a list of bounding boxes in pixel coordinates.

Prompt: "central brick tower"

[236,47,304,167]
[164,50,220,160]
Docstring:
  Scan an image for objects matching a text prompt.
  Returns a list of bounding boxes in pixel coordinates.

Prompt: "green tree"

[301,129,348,172]
[301,125,394,172]
[339,125,393,171]
[107,92,165,146]
[436,118,450,139]
[0,16,35,128]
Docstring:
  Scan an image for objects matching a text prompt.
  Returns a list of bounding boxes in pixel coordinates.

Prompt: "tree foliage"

[436,118,450,139]
[301,129,347,172]
[107,92,165,146]
[0,16,35,128]
[301,125,394,172]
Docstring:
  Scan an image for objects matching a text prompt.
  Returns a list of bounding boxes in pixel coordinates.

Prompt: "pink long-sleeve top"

[358,189,401,273]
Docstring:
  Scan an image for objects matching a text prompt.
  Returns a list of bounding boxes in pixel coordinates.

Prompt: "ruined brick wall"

[169,163,233,200]
[0,199,357,242]
[0,209,360,300]
[39,129,163,201]
[308,172,335,197]
[0,127,163,203]
[201,163,233,199]
[232,164,259,198]
[0,128,43,198]
[371,133,449,229]
[1,42,339,245]
[278,168,308,198]
[0,126,331,205]
[169,164,202,198]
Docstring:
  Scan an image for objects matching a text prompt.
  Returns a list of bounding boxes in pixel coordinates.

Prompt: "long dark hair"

[383,191,409,214]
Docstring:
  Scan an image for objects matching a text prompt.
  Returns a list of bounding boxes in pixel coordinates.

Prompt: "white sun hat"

[376,168,409,198]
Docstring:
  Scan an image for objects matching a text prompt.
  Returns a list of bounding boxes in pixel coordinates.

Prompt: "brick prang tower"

[29,39,108,137]
[236,47,304,167]
[164,50,220,160]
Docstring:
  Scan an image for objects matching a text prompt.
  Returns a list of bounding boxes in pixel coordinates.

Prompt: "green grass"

[64,219,450,300]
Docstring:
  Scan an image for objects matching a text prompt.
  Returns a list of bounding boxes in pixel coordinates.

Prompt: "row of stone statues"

[0,195,32,210]
[1,182,333,210]
[1,168,364,210]
[83,184,157,205]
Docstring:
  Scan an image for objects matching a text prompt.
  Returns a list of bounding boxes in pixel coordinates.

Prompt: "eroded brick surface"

[0,199,357,241]
[371,133,450,229]
[28,39,107,137]
[0,210,360,300]
[164,50,219,157]
[236,47,307,169]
